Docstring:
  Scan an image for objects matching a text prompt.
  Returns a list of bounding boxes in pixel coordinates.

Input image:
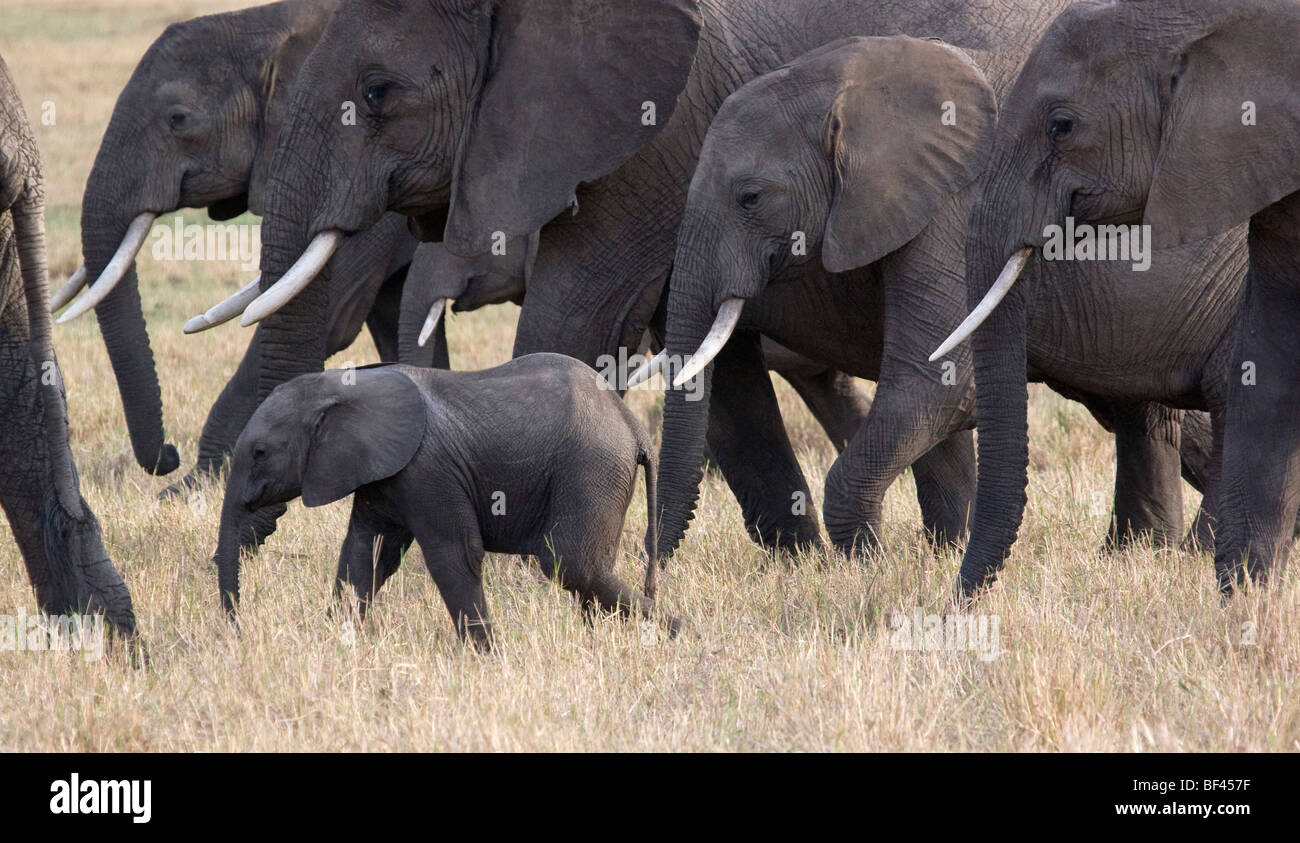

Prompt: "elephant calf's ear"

[822,37,997,273]
[301,369,426,507]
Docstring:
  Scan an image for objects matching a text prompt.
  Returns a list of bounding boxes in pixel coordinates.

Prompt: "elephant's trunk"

[654,258,723,559]
[78,166,179,475]
[15,188,138,635]
[956,196,1033,598]
[213,473,286,616]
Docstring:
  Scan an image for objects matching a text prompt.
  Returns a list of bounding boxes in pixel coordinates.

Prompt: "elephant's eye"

[364,83,391,110]
[168,109,188,132]
[1048,115,1075,140]
[739,190,761,211]
[252,443,268,462]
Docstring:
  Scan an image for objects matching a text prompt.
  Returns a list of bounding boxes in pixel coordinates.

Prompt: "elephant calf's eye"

[252,444,268,463]
[1048,116,1075,140]
[168,110,187,132]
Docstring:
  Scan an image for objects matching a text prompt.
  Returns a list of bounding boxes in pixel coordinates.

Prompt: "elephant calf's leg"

[334,498,413,617]
[414,533,492,649]
[910,429,976,549]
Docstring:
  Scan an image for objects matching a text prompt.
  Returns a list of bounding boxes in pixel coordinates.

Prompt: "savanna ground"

[0,0,1296,752]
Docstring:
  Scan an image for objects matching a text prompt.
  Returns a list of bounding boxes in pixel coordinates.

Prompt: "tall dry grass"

[0,1,1295,751]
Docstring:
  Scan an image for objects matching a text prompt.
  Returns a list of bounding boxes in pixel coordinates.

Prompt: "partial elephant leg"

[704,331,822,553]
[779,367,872,453]
[1103,399,1185,549]
[411,528,491,649]
[1214,260,1300,592]
[823,378,963,557]
[1183,406,1223,552]
[910,429,977,548]
[362,265,407,363]
[333,498,413,617]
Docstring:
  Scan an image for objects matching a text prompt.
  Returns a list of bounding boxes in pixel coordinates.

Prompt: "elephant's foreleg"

[334,497,413,618]
[780,367,872,454]
[910,429,977,549]
[1183,407,1223,552]
[823,380,963,557]
[1214,267,1300,592]
[362,265,407,363]
[704,331,822,554]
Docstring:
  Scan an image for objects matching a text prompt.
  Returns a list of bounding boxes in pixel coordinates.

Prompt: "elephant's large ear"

[443,0,703,254]
[248,10,325,213]
[301,369,426,507]
[822,37,996,273]
[1145,8,1300,248]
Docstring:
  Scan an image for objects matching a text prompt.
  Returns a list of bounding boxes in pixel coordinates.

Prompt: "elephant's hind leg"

[911,429,977,549]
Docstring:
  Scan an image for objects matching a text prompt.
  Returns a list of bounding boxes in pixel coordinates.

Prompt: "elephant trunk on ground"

[654,257,723,559]
[16,188,137,634]
[79,167,178,475]
[956,196,1033,597]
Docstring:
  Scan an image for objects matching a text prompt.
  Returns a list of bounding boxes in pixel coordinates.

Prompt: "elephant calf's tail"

[637,441,659,601]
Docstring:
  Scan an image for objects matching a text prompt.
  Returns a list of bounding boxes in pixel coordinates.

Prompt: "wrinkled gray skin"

[214,358,672,649]
[70,0,415,493]
[398,239,874,454]
[957,0,1299,596]
[657,30,1238,559]
[0,55,135,634]
[250,0,1086,556]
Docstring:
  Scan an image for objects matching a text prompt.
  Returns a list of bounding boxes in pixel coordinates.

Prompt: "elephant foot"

[747,523,823,558]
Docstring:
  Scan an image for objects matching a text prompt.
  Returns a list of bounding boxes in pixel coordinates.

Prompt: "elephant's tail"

[637,439,659,601]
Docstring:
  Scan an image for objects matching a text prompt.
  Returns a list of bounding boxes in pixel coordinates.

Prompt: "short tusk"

[626,349,668,389]
[928,248,1033,362]
[56,213,157,323]
[49,264,87,312]
[183,275,262,334]
[417,298,449,347]
[672,297,744,388]
[239,230,343,327]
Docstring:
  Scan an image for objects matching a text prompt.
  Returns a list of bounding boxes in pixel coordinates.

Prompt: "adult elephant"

[206,0,1090,555]
[644,33,1236,559]
[0,54,136,634]
[55,0,416,493]
[932,0,1300,595]
[399,239,874,454]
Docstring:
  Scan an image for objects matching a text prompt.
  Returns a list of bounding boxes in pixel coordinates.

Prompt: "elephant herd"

[1,0,1296,646]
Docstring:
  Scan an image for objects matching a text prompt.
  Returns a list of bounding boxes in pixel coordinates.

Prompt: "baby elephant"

[212,354,669,649]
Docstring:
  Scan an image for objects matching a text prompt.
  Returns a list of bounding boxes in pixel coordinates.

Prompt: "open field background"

[0,0,1296,751]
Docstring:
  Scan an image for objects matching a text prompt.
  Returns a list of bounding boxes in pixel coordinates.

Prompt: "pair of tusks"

[626,297,745,389]
[51,212,156,322]
[624,248,1031,391]
[182,230,344,333]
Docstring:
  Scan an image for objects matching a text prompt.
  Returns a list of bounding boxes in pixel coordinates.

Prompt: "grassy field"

[1,1,1296,752]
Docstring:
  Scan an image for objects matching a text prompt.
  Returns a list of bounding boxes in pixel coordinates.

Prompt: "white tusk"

[928,248,1033,362]
[183,275,262,334]
[49,264,87,312]
[417,298,449,347]
[239,230,343,327]
[56,213,157,323]
[626,349,668,389]
[672,297,745,388]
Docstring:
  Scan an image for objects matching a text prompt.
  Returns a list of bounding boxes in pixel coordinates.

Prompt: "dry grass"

[0,1,1296,752]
